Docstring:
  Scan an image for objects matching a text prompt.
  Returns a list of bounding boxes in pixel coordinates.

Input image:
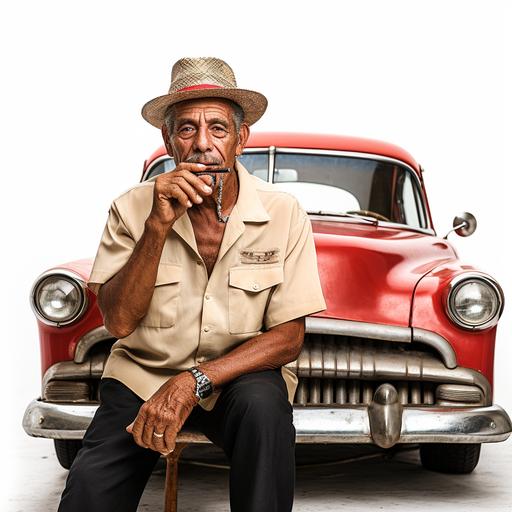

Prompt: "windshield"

[144,151,427,229]
[274,153,427,229]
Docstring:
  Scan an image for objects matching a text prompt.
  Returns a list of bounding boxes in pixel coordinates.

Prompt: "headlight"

[30,270,88,326]
[446,274,504,330]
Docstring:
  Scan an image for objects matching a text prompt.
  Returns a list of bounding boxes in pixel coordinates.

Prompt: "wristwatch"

[187,366,214,400]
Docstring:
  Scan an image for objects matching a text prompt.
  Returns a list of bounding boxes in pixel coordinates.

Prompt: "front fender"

[411,262,499,393]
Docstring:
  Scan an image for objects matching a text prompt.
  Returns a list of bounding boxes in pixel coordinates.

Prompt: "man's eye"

[212,126,227,133]
[178,127,195,136]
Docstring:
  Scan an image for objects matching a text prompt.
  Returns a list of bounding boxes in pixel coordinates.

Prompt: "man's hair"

[164,99,245,135]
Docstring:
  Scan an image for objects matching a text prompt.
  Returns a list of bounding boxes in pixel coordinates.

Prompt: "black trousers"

[58,369,296,512]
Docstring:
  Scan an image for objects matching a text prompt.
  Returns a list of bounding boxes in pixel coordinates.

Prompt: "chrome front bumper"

[23,399,512,447]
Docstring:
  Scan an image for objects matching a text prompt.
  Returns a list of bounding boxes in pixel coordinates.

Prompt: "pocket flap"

[155,264,182,286]
[229,266,284,292]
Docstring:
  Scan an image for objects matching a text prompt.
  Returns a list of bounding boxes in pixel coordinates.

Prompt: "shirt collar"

[171,159,270,257]
[233,159,271,223]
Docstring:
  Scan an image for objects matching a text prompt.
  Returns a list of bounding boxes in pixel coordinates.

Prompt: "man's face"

[162,98,249,169]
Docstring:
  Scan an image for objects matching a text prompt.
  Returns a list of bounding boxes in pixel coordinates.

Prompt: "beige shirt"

[87,161,326,411]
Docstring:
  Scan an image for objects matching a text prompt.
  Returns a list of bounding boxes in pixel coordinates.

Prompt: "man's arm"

[199,316,305,389]
[127,317,305,454]
[97,217,167,338]
[95,165,213,338]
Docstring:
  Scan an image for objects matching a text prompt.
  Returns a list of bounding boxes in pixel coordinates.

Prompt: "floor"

[5,436,512,511]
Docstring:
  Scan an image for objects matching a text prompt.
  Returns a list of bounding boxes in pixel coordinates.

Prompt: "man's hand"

[126,371,199,455]
[147,163,214,230]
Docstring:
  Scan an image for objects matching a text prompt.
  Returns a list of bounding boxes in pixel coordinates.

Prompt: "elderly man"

[58,57,326,512]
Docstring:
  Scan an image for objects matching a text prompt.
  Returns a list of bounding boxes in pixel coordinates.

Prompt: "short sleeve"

[87,201,135,295]
[264,207,326,329]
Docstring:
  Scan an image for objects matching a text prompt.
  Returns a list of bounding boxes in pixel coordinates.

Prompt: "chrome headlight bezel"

[30,269,89,327]
[445,273,504,331]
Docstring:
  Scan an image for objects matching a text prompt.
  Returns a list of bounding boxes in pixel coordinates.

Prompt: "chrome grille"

[285,333,488,406]
[294,378,436,405]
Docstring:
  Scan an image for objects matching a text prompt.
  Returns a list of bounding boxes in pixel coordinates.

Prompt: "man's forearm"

[98,218,169,338]
[197,317,305,390]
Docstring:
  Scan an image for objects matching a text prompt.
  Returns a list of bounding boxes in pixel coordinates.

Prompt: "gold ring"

[153,431,164,438]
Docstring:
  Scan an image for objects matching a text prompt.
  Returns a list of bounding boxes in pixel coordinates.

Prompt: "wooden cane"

[164,442,189,512]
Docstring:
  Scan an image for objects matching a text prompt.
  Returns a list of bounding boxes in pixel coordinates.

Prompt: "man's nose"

[193,125,213,153]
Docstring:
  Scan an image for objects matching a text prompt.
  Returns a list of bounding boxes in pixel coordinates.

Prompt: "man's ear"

[161,123,174,157]
[236,123,250,156]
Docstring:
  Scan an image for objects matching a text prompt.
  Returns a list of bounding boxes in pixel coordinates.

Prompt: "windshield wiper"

[308,210,379,226]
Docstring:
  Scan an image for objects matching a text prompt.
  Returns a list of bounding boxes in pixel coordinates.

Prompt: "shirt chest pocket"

[139,264,182,328]
[228,265,284,334]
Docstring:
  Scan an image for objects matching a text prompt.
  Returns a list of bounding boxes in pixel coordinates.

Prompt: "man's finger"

[151,425,167,454]
[169,176,205,205]
[130,414,147,448]
[164,426,177,454]
[142,421,155,449]
[179,171,214,196]
[167,167,214,196]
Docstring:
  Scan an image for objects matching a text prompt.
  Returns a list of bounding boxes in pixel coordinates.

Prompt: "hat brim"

[141,88,268,128]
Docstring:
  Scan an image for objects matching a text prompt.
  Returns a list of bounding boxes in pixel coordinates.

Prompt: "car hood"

[311,219,457,327]
[64,220,456,329]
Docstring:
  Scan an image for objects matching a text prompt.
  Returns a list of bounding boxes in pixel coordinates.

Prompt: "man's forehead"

[173,98,234,119]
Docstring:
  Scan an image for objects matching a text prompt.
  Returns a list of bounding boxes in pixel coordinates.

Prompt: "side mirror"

[443,212,477,239]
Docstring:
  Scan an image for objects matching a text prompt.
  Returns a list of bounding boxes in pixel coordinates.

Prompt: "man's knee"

[225,370,293,429]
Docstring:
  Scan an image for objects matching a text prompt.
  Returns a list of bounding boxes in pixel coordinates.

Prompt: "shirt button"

[203,326,210,333]
[205,294,211,300]
[252,283,260,291]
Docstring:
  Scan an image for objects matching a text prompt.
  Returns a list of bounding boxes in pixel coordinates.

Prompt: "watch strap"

[187,367,213,399]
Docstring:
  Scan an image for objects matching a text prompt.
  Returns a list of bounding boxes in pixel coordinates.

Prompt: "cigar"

[195,167,231,175]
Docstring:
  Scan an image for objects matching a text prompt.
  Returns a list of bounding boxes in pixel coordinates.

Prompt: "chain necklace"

[209,172,230,223]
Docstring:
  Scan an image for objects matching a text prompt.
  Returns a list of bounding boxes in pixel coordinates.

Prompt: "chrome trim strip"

[305,318,457,369]
[29,269,89,327]
[74,326,114,363]
[445,272,505,331]
[23,400,511,444]
[273,147,432,232]
[306,317,411,343]
[73,319,458,379]
[411,328,457,369]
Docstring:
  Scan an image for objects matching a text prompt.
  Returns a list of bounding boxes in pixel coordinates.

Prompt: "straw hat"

[141,57,268,128]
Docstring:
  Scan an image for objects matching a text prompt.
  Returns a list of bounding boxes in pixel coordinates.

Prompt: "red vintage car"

[23,132,511,474]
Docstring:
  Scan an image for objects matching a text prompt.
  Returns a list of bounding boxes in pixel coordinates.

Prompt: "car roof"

[144,132,421,173]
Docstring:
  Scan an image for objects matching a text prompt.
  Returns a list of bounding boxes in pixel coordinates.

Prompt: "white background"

[1,0,510,495]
